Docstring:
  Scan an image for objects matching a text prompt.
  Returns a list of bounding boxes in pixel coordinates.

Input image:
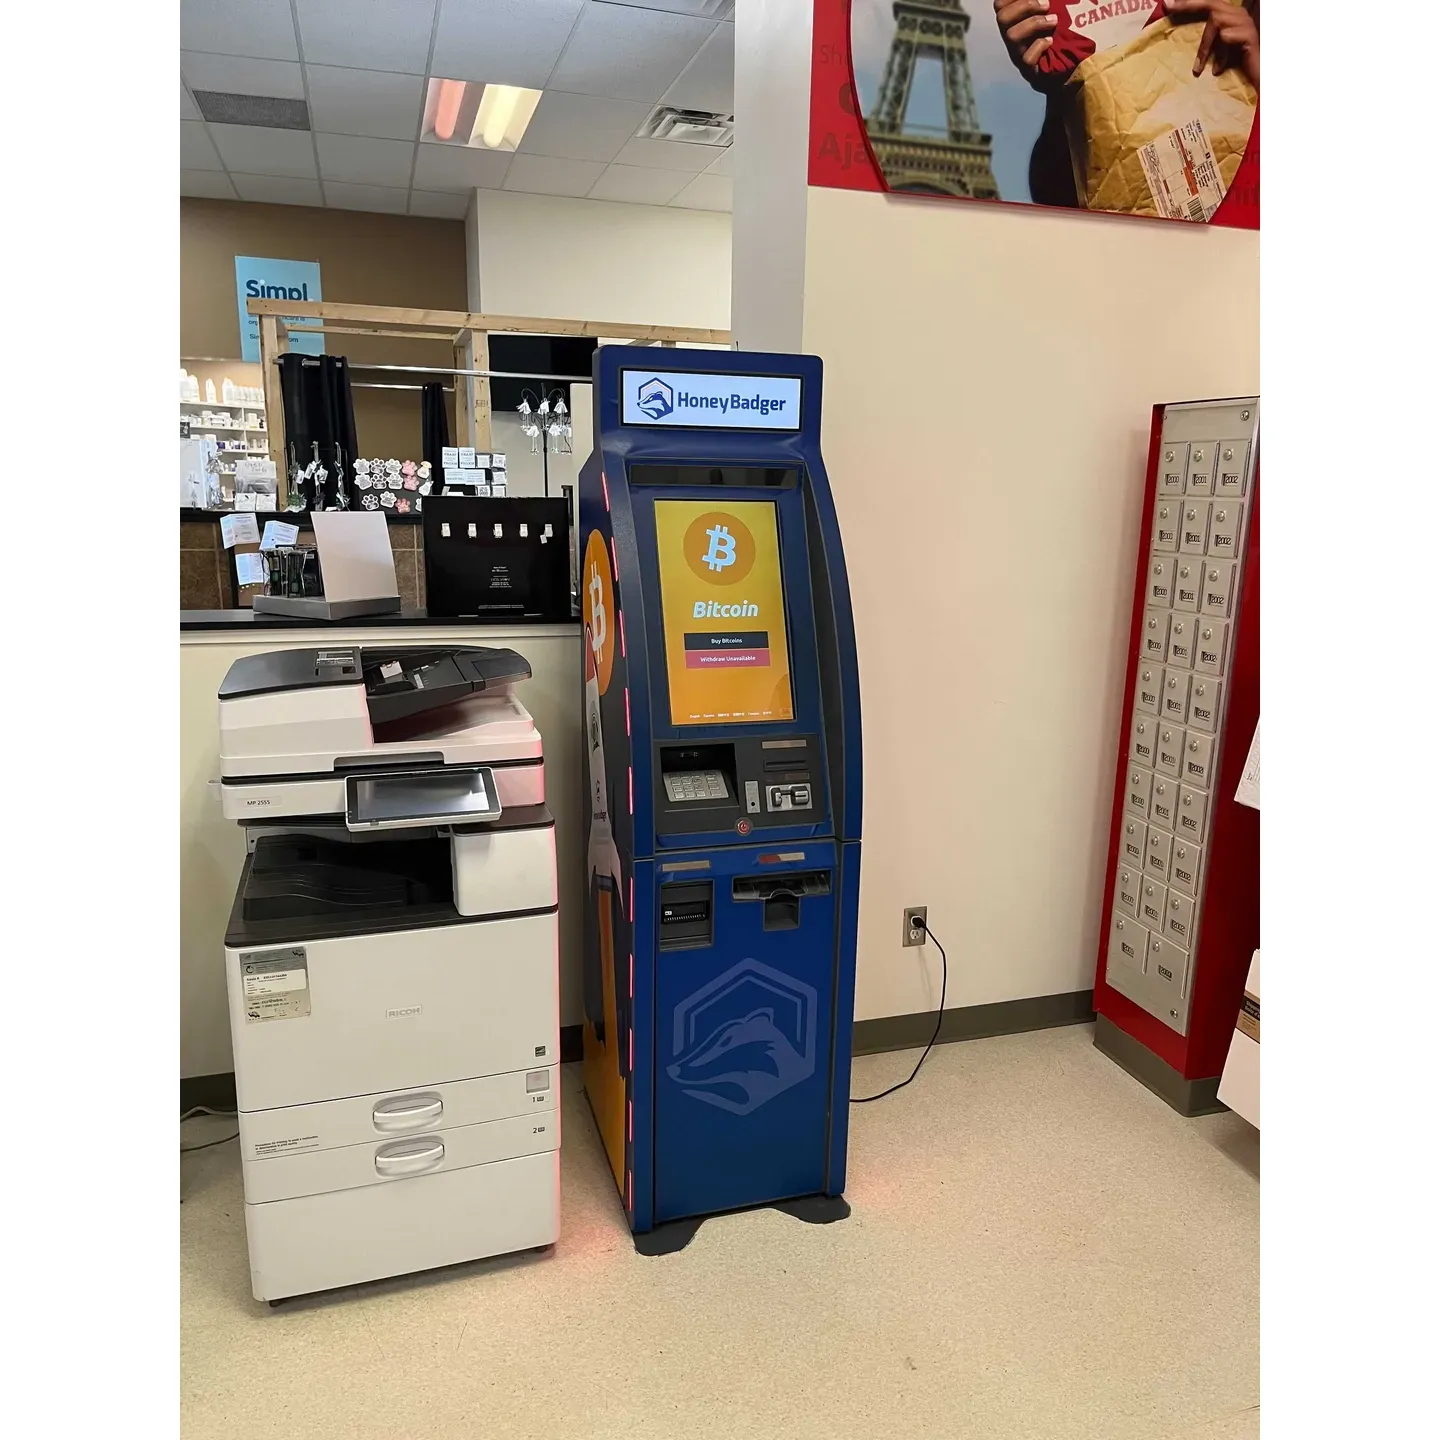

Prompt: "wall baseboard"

[181,1003,1093,1115]
[1092,1015,1225,1117]
[852,990,1095,1056]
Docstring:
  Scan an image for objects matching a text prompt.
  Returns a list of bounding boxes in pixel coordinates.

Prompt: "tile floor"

[180,1023,1259,1439]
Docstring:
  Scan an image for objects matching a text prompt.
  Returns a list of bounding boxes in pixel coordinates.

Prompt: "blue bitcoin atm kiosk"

[580,347,862,1249]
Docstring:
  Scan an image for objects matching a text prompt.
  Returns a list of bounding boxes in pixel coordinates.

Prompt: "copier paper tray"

[240,835,452,922]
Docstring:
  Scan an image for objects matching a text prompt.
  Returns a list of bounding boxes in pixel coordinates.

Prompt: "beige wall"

[801,185,1259,1021]
[181,624,583,1079]
[467,190,731,330]
[181,198,468,460]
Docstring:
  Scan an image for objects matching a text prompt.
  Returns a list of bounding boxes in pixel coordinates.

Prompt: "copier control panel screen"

[346,766,500,831]
[653,498,794,727]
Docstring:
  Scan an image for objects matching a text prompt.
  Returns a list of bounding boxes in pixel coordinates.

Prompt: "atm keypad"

[664,770,729,803]
[1103,405,1257,1036]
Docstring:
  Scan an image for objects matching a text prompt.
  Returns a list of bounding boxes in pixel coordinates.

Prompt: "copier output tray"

[241,835,453,922]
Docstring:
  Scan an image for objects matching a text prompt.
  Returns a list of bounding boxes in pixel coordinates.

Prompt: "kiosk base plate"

[633,1194,851,1256]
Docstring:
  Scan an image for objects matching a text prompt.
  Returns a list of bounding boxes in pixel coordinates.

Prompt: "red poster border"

[808,0,1258,230]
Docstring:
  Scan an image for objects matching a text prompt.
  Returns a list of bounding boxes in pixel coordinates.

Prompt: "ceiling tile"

[181,81,200,120]
[431,0,584,88]
[181,168,239,199]
[502,153,606,198]
[181,51,305,99]
[181,120,225,171]
[181,0,299,60]
[229,173,325,206]
[587,164,692,206]
[323,181,411,213]
[705,144,734,175]
[408,189,472,219]
[548,5,715,101]
[670,171,731,211]
[208,124,318,178]
[413,142,512,192]
[660,18,733,113]
[516,92,649,164]
[316,133,415,186]
[613,135,716,172]
[305,65,425,140]
[295,0,437,74]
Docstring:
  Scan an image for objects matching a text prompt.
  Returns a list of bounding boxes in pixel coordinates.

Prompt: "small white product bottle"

[205,378,217,403]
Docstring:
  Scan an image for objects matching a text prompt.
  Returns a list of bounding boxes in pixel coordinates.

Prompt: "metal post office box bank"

[1094,398,1259,1116]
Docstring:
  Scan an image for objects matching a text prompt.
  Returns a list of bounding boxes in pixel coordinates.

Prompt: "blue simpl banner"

[234,256,324,362]
[620,369,802,431]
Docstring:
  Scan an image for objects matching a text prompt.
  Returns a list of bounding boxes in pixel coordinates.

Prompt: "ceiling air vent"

[637,107,733,147]
[192,91,310,131]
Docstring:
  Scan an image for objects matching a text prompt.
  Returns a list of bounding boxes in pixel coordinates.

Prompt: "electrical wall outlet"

[902,906,927,947]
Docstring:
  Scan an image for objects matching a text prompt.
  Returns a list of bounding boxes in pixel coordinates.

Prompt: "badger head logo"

[636,377,674,419]
[667,958,817,1115]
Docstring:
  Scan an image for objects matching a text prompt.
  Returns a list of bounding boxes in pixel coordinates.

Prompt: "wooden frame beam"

[245,299,729,499]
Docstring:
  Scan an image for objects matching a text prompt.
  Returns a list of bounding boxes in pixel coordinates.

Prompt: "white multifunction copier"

[217,644,560,1303]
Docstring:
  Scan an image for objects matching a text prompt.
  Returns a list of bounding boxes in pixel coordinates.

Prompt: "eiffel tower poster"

[862,0,999,200]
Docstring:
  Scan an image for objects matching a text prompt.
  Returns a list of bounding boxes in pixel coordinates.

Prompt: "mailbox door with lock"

[1093,398,1260,1115]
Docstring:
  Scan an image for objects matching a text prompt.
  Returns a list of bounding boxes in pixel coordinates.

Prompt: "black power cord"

[181,1132,239,1154]
[851,919,949,1103]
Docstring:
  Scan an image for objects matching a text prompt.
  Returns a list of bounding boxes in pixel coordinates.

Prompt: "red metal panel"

[1093,408,1259,1084]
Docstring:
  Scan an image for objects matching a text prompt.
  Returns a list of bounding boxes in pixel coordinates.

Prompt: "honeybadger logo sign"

[668,958,817,1116]
[636,377,674,420]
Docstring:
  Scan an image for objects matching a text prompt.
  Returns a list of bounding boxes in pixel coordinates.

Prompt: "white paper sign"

[236,458,277,483]
[309,511,399,602]
[220,512,260,547]
[235,552,268,586]
[260,520,300,551]
[1234,720,1260,809]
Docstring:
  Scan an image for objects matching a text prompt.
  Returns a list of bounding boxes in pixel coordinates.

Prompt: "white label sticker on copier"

[239,947,311,1024]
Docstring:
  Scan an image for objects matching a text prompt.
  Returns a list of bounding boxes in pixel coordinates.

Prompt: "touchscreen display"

[653,499,794,727]
[348,768,496,828]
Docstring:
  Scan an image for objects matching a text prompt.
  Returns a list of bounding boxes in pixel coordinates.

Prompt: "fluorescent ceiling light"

[423,79,541,151]
[472,84,541,150]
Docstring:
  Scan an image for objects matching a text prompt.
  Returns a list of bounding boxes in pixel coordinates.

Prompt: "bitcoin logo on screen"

[702,524,735,572]
[684,510,755,586]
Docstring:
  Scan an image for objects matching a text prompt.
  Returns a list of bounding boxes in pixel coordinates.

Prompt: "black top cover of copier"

[217,645,532,724]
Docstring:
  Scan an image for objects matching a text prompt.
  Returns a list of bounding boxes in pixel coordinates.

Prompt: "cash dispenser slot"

[732,870,833,932]
[659,881,714,951]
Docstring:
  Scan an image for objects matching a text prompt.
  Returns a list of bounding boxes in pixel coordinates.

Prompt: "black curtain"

[278,353,359,507]
[420,383,450,487]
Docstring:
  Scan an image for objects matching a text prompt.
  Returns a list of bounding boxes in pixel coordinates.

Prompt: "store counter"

[180,612,583,1087]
